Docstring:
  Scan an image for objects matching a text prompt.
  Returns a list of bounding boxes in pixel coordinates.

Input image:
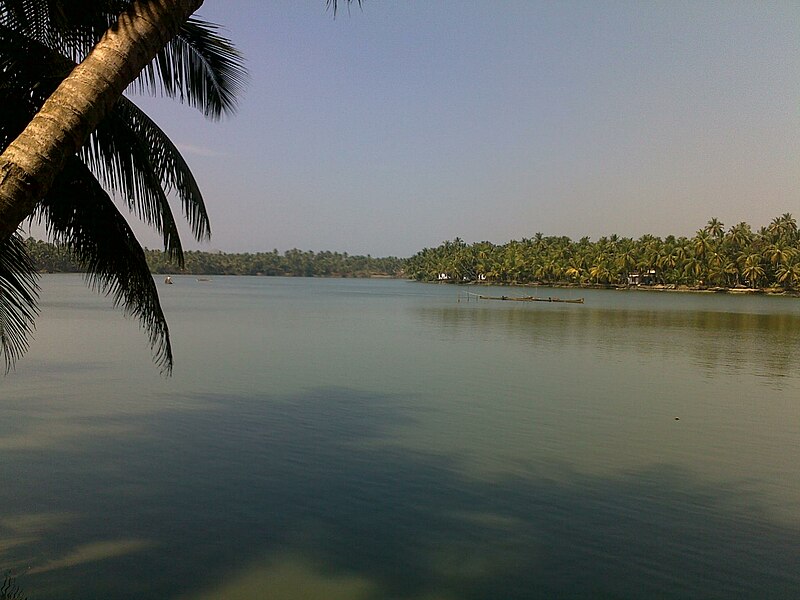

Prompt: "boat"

[477,294,584,304]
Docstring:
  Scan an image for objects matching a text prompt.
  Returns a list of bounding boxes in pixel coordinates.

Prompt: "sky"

[125,0,800,257]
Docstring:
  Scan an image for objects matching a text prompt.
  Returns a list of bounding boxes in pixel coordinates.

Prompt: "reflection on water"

[416,304,800,381]
[2,388,799,599]
[180,555,379,600]
[1,277,800,599]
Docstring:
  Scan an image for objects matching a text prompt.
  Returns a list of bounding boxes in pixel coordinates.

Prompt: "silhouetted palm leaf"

[111,99,209,243]
[327,0,362,17]
[0,24,210,260]
[84,99,192,265]
[0,234,39,372]
[0,1,244,117]
[138,17,245,119]
[37,156,173,373]
[0,0,245,371]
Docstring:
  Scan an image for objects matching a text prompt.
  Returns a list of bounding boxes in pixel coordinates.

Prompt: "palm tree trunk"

[0,0,204,241]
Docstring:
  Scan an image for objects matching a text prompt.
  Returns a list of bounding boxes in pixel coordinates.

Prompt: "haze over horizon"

[37,1,800,257]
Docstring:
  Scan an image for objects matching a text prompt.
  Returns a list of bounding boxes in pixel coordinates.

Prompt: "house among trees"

[627,269,657,286]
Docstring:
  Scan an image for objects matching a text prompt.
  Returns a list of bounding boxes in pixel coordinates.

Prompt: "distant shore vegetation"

[406,215,800,292]
[23,239,404,278]
[23,214,800,291]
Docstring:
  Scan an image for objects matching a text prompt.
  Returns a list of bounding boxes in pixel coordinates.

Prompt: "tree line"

[25,213,800,290]
[405,215,800,290]
[23,238,403,278]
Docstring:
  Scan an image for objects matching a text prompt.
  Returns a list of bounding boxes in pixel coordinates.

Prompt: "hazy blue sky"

[130,1,799,257]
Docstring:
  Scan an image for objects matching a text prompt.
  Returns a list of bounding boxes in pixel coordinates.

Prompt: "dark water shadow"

[2,387,799,599]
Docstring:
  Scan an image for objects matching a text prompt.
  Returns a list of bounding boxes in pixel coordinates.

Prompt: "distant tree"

[705,217,725,239]
[405,216,800,291]
[776,257,800,290]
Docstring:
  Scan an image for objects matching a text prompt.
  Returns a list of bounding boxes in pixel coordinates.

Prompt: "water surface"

[2,276,799,599]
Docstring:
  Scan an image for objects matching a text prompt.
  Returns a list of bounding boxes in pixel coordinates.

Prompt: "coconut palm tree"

[406,214,800,290]
[0,0,207,239]
[705,217,724,240]
[726,222,754,253]
[741,254,765,288]
[705,251,725,286]
[776,257,800,290]
[780,213,798,241]
[693,229,713,260]
[683,256,704,284]
[763,243,794,275]
[563,264,581,282]
[589,256,612,284]
[769,213,798,244]
[0,0,248,371]
[723,259,741,287]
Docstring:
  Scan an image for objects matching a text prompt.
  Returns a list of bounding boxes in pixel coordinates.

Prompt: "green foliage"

[147,247,404,278]
[25,213,800,291]
[406,215,800,291]
[20,237,79,273]
[24,238,404,279]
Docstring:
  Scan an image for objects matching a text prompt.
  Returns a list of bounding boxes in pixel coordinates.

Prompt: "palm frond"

[0,31,187,265]
[82,105,187,265]
[0,232,40,372]
[138,17,246,119]
[38,156,173,374]
[0,0,244,373]
[0,23,73,150]
[0,23,208,260]
[0,0,123,61]
[104,97,209,243]
[0,0,55,48]
[132,99,209,241]
[1,2,246,119]
[326,0,363,17]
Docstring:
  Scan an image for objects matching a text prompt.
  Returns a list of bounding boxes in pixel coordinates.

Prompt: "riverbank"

[428,280,800,297]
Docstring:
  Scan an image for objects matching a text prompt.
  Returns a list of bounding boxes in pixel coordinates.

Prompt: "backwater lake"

[2,274,800,599]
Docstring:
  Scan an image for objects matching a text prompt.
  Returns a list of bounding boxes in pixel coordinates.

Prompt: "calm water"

[2,275,800,599]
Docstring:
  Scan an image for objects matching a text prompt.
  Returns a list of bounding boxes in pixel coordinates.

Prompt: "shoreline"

[426,280,800,298]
